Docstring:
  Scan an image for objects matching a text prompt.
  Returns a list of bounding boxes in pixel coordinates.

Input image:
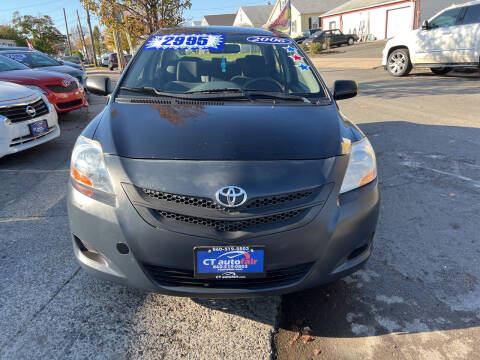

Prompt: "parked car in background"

[61,55,85,71]
[383,0,480,76]
[108,53,132,70]
[0,55,87,114]
[0,48,87,87]
[304,29,358,49]
[0,80,59,159]
[101,53,114,67]
[294,29,320,44]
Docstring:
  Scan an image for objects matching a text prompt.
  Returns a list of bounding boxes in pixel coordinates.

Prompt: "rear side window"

[429,7,462,28]
[462,4,480,24]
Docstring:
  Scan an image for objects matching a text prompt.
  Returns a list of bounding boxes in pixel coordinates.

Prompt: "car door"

[413,6,463,65]
[457,4,480,64]
[331,30,343,45]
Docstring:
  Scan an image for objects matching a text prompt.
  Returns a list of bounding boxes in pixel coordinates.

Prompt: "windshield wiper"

[243,90,311,103]
[121,86,250,100]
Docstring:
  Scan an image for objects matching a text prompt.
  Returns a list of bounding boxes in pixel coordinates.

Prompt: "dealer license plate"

[29,120,48,136]
[194,246,265,279]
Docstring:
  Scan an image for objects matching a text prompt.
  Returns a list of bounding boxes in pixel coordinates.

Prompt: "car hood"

[0,80,37,102]
[0,69,71,83]
[33,65,83,78]
[94,101,355,160]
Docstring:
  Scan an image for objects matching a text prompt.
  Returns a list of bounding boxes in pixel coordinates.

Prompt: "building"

[321,0,417,40]
[267,0,350,37]
[233,4,275,27]
[201,13,236,26]
[320,0,467,41]
[0,39,16,47]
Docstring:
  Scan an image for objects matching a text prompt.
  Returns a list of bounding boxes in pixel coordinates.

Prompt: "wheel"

[387,48,412,77]
[108,64,113,71]
[348,37,354,45]
[430,67,452,75]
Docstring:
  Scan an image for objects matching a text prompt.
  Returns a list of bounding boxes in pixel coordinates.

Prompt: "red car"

[0,55,87,114]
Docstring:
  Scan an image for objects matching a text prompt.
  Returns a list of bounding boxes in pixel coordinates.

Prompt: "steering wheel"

[243,77,283,92]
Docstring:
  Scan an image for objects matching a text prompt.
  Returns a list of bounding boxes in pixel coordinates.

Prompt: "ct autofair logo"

[202,251,258,266]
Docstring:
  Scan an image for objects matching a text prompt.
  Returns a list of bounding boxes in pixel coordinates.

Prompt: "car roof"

[0,46,30,51]
[0,49,36,53]
[152,26,288,38]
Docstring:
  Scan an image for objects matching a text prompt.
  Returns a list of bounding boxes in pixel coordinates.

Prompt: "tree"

[80,0,192,35]
[12,12,66,54]
[0,25,26,46]
[92,25,107,55]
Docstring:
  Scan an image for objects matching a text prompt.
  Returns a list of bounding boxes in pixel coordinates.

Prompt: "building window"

[329,21,336,29]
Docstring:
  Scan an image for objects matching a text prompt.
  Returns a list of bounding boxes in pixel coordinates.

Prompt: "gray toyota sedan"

[67,26,379,298]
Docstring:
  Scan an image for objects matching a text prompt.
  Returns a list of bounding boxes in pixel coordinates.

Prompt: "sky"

[0,0,272,35]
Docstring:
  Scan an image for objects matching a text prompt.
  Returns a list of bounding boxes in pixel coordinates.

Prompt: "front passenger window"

[429,8,462,28]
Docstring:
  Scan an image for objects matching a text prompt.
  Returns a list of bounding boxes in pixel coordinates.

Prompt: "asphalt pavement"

[276,68,480,359]
[0,67,479,359]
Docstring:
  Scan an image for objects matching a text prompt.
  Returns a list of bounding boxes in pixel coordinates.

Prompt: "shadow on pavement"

[359,71,479,98]
[274,121,480,359]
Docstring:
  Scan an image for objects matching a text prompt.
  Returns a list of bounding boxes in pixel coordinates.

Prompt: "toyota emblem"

[25,105,36,117]
[62,80,71,87]
[216,186,247,208]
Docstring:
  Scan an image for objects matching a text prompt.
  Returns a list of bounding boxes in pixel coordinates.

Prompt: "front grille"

[46,82,78,93]
[143,262,313,289]
[0,98,49,123]
[57,99,83,109]
[143,188,314,212]
[156,209,302,232]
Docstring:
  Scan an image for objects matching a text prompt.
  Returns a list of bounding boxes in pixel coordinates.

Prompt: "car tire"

[430,67,452,75]
[348,37,354,45]
[387,48,412,77]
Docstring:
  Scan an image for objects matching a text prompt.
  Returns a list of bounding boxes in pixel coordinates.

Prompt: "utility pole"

[63,8,73,55]
[85,8,98,66]
[76,9,89,62]
[112,8,126,70]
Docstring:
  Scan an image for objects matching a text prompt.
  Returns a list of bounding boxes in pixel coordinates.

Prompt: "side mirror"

[86,76,112,96]
[422,20,429,30]
[333,80,357,101]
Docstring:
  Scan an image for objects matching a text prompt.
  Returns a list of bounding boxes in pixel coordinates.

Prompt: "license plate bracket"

[194,246,265,279]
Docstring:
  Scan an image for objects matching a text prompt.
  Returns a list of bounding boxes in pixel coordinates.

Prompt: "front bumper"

[0,103,59,158]
[47,89,87,114]
[67,157,379,298]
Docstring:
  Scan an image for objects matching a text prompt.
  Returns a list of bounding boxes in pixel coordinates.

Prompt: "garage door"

[386,6,413,38]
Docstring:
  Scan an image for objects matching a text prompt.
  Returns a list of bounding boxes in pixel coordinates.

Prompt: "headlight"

[340,137,377,194]
[70,136,116,206]
[24,84,48,95]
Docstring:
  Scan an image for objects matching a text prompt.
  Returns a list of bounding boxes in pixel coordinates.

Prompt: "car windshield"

[63,56,81,62]
[2,51,60,68]
[121,33,325,97]
[0,55,29,71]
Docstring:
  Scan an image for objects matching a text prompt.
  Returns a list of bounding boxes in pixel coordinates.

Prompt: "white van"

[382,0,480,76]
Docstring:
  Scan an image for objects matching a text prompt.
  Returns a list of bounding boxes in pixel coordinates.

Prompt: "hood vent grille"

[122,97,224,106]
